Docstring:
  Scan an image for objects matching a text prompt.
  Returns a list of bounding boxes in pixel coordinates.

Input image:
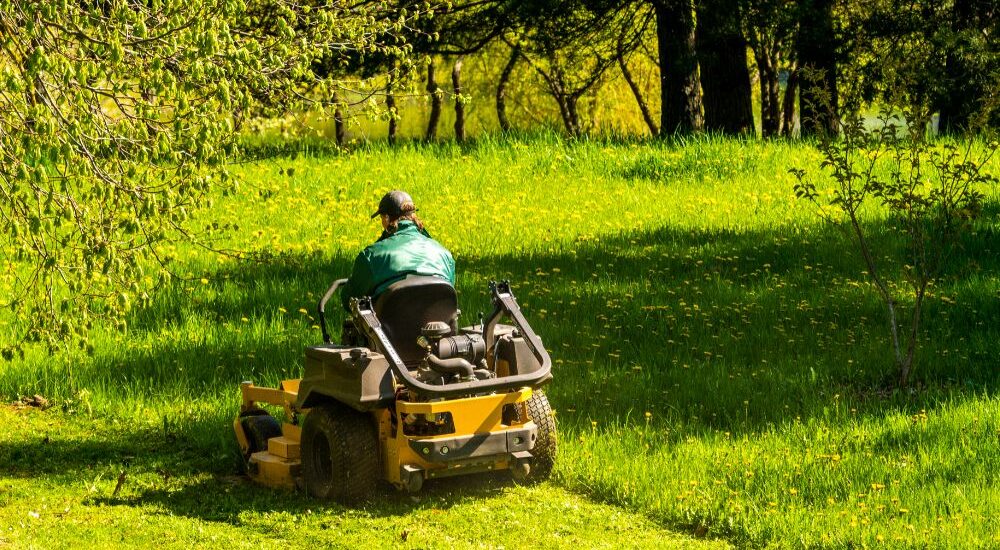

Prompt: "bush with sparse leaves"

[791,111,997,386]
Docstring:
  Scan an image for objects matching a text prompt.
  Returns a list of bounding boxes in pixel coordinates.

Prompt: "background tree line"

[1,0,995,350]
[324,0,997,142]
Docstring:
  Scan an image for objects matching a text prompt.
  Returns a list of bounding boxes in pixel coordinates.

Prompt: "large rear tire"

[522,390,557,481]
[301,404,379,503]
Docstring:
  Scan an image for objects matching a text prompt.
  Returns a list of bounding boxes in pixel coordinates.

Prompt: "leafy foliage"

[840,0,999,132]
[506,0,650,135]
[0,0,427,356]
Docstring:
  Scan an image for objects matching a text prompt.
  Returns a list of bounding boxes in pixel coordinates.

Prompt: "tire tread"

[524,390,557,480]
[301,405,379,503]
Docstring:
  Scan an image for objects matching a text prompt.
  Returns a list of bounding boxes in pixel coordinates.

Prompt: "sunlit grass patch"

[1,135,997,547]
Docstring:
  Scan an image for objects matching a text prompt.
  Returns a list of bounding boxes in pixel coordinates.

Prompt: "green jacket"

[341,220,456,311]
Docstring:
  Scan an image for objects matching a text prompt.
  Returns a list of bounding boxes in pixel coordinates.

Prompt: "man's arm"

[444,251,456,285]
[341,252,374,311]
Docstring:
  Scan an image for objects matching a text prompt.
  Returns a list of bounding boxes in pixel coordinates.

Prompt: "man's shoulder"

[362,227,450,257]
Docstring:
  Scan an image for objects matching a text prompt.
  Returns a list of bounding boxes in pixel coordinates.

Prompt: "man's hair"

[386,202,424,232]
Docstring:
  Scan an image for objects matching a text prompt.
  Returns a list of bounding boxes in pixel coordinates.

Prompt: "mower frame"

[234,278,555,499]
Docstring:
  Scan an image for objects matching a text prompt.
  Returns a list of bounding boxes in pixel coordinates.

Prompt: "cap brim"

[370,211,380,219]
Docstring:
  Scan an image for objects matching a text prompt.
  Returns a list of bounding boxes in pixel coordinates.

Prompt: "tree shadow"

[14,203,996,443]
[90,470,526,525]
[0,413,224,479]
[1,407,528,524]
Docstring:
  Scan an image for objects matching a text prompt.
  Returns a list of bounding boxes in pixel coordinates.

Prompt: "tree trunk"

[781,66,798,136]
[797,0,838,137]
[496,47,519,132]
[544,67,581,136]
[935,0,975,134]
[426,60,442,141]
[565,95,581,137]
[696,0,754,134]
[551,87,577,136]
[653,0,703,135]
[899,285,927,387]
[757,53,781,138]
[618,54,659,135]
[332,91,346,146]
[386,80,397,145]
[452,57,465,143]
[141,87,159,138]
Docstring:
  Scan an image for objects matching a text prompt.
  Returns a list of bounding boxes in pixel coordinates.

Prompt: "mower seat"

[373,276,459,367]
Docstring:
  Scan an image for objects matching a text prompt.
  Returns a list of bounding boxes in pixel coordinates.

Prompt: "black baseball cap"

[371,190,417,219]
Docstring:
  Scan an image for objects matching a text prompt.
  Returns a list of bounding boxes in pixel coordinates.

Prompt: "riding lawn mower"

[233,277,556,503]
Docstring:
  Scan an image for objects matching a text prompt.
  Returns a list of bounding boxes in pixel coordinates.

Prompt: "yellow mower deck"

[235,380,536,490]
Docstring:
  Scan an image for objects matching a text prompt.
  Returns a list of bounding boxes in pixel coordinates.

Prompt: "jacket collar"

[377,220,429,241]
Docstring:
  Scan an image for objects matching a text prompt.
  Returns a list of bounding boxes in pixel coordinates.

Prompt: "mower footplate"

[248,451,300,489]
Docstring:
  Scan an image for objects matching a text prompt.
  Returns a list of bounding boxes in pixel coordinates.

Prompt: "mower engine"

[415,321,489,384]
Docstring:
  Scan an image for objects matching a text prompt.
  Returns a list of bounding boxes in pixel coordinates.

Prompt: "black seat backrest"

[373,276,458,366]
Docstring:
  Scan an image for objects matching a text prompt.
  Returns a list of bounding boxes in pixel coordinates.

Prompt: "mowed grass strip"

[0,406,725,549]
[1,134,998,547]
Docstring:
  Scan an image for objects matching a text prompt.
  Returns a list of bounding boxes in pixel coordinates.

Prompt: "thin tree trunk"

[654,0,703,135]
[797,0,839,137]
[900,284,927,386]
[545,68,579,136]
[781,66,798,137]
[452,57,465,143]
[386,80,397,145]
[758,54,781,137]
[426,60,442,141]
[233,107,244,133]
[758,65,772,137]
[618,54,659,135]
[496,47,519,132]
[697,0,754,135]
[141,88,159,138]
[332,91,346,146]
[848,209,909,385]
[552,87,576,136]
[565,95,581,136]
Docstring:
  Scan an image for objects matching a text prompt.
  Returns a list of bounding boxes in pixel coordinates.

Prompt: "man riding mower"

[233,191,557,503]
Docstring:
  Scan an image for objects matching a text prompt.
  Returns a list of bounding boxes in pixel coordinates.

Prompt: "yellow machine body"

[234,380,535,490]
[381,388,534,487]
[234,380,303,489]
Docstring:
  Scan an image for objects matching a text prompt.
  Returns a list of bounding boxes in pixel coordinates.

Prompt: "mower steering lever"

[318,278,349,344]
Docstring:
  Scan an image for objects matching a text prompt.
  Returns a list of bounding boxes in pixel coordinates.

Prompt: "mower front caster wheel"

[402,468,424,493]
[511,458,532,482]
[240,413,282,458]
[301,405,379,504]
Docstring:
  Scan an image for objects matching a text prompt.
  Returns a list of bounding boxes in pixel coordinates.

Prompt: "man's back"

[341,220,455,310]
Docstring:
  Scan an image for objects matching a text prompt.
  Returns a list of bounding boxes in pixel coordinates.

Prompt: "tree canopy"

[0,0,427,355]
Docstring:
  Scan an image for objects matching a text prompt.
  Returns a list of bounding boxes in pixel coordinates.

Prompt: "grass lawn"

[2,134,998,547]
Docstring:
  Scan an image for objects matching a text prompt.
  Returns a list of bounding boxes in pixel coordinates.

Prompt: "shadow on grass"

[8,205,998,439]
[0,407,529,524]
[90,470,526,525]
[0,413,223,479]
